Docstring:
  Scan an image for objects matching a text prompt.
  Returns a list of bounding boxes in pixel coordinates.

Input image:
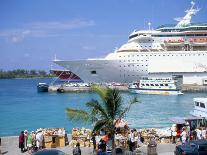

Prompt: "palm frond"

[65,108,89,121]
[86,99,109,120]
[92,119,108,132]
[91,85,108,103]
[105,88,122,120]
[119,96,139,118]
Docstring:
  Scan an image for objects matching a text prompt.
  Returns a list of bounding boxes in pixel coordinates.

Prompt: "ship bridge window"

[146,84,149,86]
[165,84,168,86]
[129,34,138,39]
[141,84,145,86]
[150,84,154,86]
[155,84,159,86]
[91,70,96,74]
[200,103,205,108]
[160,84,164,86]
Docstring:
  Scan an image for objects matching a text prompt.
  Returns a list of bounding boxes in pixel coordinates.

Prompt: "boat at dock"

[190,98,207,119]
[37,83,49,92]
[129,78,183,95]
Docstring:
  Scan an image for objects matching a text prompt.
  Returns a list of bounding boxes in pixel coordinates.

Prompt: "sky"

[0,0,206,71]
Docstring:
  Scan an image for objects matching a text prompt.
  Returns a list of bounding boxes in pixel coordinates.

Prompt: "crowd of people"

[18,129,44,154]
[171,123,207,144]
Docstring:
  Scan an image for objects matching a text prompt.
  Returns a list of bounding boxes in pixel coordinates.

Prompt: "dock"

[182,84,207,92]
[48,85,129,93]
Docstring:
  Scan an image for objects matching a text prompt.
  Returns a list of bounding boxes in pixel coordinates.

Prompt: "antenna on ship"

[148,22,151,30]
[54,54,57,61]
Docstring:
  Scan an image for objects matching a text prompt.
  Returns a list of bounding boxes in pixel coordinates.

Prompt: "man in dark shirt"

[18,131,24,153]
[73,142,81,155]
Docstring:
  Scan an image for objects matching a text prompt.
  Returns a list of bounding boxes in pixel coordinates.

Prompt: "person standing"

[27,132,33,154]
[19,131,24,153]
[180,128,187,144]
[24,130,28,151]
[91,133,96,154]
[73,142,81,155]
[36,129,44,150]
[129,129,136,152]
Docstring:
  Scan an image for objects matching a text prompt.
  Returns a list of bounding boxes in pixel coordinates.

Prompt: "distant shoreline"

[0,69,55,79]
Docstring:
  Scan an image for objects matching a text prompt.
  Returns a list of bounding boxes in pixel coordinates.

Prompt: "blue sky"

[0,0,206,70]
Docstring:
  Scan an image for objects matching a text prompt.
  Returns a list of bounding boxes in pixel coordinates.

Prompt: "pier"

[48,84,207,93]
[48,85,129,93]
[182,84,207,92]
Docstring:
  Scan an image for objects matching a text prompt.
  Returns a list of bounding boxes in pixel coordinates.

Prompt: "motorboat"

[129,78,183,95]
[190,98,207,119]
[37,83,49,92]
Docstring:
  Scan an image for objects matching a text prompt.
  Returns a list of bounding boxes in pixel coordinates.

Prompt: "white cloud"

[0,19,95,43]
[24,53,30,57]
[82,46,96,50]
[30,19,95,30]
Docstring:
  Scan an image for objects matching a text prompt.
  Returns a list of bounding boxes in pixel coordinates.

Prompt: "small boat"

[128,78,183,95]
[37,83,49,92]
[190,98,207,119]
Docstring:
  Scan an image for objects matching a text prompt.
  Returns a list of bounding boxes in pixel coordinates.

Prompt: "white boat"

[129,78,183,95]
[190,98,207,119]
[54,2,207,85]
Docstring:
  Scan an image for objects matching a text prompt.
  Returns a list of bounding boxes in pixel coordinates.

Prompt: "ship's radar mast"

[175,1,200,27]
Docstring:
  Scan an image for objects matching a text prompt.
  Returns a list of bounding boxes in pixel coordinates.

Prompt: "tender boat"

[37,83,49,92]
[129,78,183,95]
[190,98,207,119]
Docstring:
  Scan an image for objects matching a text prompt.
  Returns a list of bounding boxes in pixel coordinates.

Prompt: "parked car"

[174,140,207,155]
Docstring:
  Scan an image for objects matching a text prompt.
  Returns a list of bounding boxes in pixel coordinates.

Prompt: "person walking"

[19,131,24,153]
[73,142,81,155]
[91,133,96,154]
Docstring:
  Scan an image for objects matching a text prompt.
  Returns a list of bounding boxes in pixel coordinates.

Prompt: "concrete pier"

[48,85,129,93]
[182,84,207,92]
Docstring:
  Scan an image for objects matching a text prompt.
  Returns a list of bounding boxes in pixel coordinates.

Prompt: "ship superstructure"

[54,2,207,84]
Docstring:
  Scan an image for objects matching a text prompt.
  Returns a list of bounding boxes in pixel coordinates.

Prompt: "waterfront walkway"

[0,136,176,155]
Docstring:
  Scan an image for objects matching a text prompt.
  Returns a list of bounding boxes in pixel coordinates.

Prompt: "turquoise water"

[0,78,206,137]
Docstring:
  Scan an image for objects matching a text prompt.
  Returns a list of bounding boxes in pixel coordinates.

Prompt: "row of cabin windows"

[120,64,148,67]
[119,60,148,62]
[141,83,168,87]
[120,69,147,72]
[152,33,207,37]
[195,101,205,108]
[119,53,206,58]
[129,33,207,39]
[121,74,144,77]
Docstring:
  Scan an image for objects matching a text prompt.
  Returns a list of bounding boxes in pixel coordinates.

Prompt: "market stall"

[70,128,92,147]
[40,128,66,148]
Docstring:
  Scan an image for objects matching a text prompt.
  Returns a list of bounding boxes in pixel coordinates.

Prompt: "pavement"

[0,136,176,155]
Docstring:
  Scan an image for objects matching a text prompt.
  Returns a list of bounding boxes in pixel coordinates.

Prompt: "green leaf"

[65,108,89,121]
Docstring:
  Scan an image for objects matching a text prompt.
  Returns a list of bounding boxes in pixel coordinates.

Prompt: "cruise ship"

[54,2,207,84]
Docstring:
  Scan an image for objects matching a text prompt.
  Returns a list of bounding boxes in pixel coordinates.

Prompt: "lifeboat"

[189,38,207,46]
[164,39,185,46]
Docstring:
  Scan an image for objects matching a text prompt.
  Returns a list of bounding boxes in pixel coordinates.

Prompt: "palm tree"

[65,86,138,151]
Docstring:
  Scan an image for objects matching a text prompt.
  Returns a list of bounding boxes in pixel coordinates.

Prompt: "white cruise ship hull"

[54,50,207,83]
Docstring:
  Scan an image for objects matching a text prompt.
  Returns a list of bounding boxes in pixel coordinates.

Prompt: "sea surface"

[0,78,206,137]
